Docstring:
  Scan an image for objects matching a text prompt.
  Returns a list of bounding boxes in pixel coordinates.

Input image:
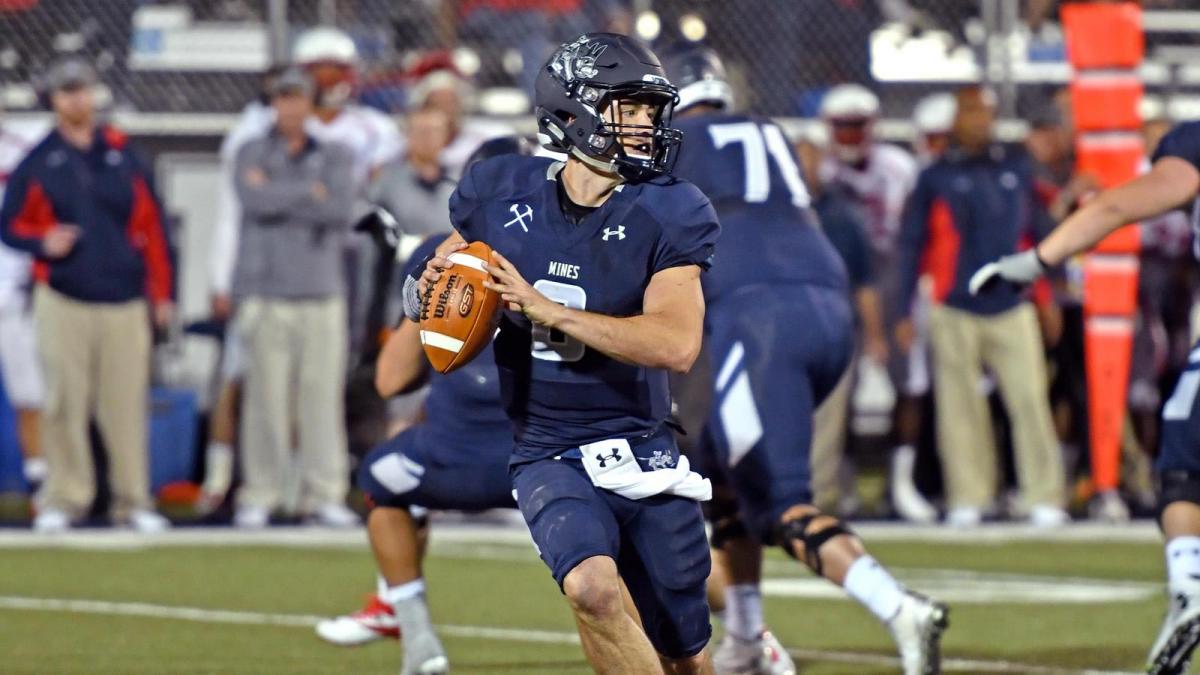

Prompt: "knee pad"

[1159,470,1200,524]
[773,512,855,576]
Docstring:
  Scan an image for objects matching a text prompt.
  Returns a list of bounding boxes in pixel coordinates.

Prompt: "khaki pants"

[33,286,152,520]
[235,296,349,511]
[928,303,1064,510]
[811,354,853,512]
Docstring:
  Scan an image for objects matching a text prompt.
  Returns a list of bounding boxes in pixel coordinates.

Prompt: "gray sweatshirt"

[366,159,456,239]
[233,131,354,300]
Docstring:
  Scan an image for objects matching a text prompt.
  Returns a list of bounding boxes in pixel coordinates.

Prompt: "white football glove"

[968,249,1046,296]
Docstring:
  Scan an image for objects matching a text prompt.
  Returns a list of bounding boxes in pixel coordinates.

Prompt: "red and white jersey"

[820,142,918,256]
[0,118,52,310]
[209,103,405,294]
[306,106,405,186]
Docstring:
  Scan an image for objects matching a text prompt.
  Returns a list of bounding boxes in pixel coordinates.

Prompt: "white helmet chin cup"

[830,141,868,165]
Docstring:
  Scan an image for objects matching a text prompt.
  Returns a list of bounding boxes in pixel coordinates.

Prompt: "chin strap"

[568,146,618,175]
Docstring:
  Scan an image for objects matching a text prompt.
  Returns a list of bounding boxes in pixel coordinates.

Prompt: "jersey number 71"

[708,121,810,208]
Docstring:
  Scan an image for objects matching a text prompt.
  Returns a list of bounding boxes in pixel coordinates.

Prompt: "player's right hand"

[42,223,81,259]
[968,249,1046,296]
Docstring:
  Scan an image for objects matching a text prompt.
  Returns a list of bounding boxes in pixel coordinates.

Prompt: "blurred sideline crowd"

[0,24,1193,533]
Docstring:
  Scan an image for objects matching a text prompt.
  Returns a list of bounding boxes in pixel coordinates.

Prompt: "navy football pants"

[1160,340,1200,474]
[358,428,516,511]
[702,284,854,539]
[512,431,712,659]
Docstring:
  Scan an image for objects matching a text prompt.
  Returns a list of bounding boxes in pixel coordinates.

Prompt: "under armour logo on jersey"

[602,226,626,241]
[504,204,533,232]
[594,449,622,468]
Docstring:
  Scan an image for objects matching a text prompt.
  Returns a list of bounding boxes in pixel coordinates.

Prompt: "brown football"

[419,240,501,374]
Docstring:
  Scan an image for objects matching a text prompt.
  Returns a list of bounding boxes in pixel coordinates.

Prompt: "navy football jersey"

[1151,121,1200,260]
[405,237,512,463]
[449,155,720,456]
[672,113,848,305]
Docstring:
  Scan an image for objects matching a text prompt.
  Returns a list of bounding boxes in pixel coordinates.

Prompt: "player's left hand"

[968,249,1046,296]
[484,251,560,326]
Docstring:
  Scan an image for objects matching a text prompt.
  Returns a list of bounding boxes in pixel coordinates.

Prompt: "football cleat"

[1148,590,1200,675]
[712,630,796,675]
[315,595,401,646]
[887,591,949,675]
[760,630,797,675]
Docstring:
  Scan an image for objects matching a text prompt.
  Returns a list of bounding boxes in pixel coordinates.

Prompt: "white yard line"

[0,520,1165,550]
[0,595,1140,674]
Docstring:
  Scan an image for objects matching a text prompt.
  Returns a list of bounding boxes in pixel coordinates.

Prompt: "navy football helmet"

[535,33,681,181]
[464,134,536,171]
[659,42,734,113]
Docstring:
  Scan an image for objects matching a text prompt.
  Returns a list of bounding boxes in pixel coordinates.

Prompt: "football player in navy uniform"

[662,43,949,675]
[972,121,1200,675]
[316,138,532,674]
[407,33,721,674]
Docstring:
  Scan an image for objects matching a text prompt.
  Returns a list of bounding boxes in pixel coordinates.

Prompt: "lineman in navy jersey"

[972,120,1200,675]
[663,43,947,675]
[412,34,719,673]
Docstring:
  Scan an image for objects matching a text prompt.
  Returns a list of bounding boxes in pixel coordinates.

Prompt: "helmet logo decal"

[551,36,607,84]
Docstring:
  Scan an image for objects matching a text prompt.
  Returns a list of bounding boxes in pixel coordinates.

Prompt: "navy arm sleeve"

[820,199,874,289]
[650,181,721,274]
[1152,121,1200,169]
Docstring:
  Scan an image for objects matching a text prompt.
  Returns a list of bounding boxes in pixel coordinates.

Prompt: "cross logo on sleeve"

[594,448,622,468]
[504,203,533,232]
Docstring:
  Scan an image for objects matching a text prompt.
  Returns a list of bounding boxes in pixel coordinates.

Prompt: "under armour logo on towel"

[504,204,533,232]
[602,226,625,241]
[595,449,622,468]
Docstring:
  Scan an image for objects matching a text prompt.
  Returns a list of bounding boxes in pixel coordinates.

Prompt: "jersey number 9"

[531,279,587,362]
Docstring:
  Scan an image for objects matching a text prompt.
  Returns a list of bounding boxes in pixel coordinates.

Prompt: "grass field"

[0,524,1175,674]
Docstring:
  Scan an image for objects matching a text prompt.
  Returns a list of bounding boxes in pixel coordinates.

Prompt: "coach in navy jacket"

[893,85,1065,527]
[0,57,173,533]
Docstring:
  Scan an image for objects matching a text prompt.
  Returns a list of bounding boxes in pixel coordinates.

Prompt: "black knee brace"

[710,516,750,549]
[774,513,854,577]
[702,490,749,549]
[1159,471,1200,525]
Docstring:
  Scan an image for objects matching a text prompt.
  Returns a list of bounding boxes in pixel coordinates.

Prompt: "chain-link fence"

[5,1,1200,125]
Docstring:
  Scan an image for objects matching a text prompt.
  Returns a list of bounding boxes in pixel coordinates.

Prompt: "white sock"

[843,555,905,623]
[376,575,388,597]
[202,442,233,494]
[22,457,47,484]
[383,579,434,637]
[1166,537,1200,594]
[382,578,427,604]
[723,584,764,642]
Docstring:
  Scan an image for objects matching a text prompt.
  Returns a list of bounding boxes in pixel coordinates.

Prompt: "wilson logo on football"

[458,284,475,317]
[433,273,460,319]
